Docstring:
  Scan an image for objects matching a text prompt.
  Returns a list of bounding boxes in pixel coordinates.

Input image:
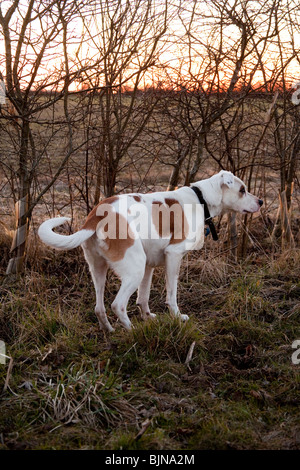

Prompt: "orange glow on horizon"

[1,1,300,97]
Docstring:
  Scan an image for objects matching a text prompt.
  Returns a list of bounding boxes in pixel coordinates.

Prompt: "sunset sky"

[0,0,299,93]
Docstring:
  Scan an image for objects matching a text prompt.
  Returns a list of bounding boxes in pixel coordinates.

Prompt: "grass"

[0,243,299,450]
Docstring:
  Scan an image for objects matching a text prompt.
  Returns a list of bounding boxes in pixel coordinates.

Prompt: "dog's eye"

[240,186,246,195]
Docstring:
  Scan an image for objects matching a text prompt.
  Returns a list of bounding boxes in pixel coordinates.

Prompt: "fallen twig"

[185,341,196,366]
[3,357,14,393]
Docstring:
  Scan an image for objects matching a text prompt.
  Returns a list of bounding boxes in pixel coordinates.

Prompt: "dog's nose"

[258,199,263,207]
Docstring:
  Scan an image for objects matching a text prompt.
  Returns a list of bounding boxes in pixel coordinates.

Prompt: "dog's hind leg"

[137,265,156,320]
[165,252,189,321]
[82,240,113,332]
[111,241,146,330]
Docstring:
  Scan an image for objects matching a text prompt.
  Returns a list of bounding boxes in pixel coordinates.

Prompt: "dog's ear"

[219,171,235,188]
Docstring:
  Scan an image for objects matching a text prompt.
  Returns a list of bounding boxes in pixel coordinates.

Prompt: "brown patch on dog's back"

[82,196,119,231]
[165,198,178,207]
[132,194,141,202]
[152,198,189,244]
[105,212,134,261]
[82,196,134,261]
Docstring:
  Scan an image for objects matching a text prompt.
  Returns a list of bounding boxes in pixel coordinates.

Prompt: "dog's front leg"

[165,252,189,321]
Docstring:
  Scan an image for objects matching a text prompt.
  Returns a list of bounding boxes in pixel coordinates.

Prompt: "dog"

[38,170,263,332]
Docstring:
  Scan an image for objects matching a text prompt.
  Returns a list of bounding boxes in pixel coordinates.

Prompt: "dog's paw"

[180,314,189,322]
[119,317,132,330]
[138,305,156,320]
[147,312,156,319]
[106,325,115,333]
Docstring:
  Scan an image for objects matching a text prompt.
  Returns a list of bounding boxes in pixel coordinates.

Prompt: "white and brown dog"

[38,170,263,332]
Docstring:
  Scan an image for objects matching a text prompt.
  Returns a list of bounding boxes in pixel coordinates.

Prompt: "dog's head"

[218,171,263,214]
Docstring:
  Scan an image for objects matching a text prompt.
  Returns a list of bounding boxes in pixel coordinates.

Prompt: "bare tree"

[0,0,168,272]
[154,0,299,255]
[0,0,84,273]
[73,0,168,199]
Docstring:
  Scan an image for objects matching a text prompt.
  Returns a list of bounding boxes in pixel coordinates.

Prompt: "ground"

[0,237,299,450]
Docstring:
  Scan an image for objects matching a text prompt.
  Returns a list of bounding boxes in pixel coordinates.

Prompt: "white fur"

[38,171,262,332]
[38,217,94,250]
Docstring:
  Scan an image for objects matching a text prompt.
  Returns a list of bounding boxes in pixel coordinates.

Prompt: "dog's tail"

[38,217,94,250]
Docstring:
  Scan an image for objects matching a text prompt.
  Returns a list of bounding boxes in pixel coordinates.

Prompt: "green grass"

[0,248,299,450]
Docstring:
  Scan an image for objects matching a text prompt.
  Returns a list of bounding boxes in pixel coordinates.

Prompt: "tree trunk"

[167,141,187,191]
[6,117,31,274]
[6,195,30,274]
[279,190,295,250]
[228,212,238,261]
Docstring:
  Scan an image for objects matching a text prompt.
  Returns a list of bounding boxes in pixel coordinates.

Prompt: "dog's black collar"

[190,186,219,241]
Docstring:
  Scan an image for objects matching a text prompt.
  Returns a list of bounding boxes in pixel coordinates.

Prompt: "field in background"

[1,92,297,226]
